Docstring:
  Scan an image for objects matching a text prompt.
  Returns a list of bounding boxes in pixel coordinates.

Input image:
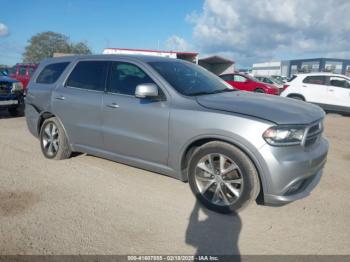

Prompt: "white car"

[281,72,350,114]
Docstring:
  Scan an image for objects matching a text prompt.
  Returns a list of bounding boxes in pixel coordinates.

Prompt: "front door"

[327,75,350,110]
[101,61,170,165]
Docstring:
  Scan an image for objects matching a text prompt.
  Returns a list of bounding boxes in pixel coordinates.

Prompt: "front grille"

[0,82,11,96]
[303,121,323,147]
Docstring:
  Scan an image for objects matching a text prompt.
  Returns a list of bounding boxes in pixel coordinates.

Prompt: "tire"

[40,117,71,160]
[188,141,260,214]
[8,105,24,117]
[254,88,265,93]
[288,95,305,101]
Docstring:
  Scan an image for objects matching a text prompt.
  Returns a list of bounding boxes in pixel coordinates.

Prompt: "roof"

[293,72,350,78]
[198,55,235,64]
[104,47,198,56]
[40,54,189,64]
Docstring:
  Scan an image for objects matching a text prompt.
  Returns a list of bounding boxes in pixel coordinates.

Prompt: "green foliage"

[23,31,92,63]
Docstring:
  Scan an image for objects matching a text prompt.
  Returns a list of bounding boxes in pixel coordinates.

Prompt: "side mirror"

[135,83,159,99]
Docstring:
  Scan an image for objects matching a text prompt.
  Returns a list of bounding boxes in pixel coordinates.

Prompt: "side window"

[36,62,70,84]
[220,75,233,81]
[234,75,247,82]
[66,61,108,91]
[303,76,326,85]
[329,76,350,89]
[109,62,155,95]
[19,66,27,76]
[28,67,36,77]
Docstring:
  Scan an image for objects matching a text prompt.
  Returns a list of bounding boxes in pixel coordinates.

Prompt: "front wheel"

[188,141,260,214]
[8,105,24,117]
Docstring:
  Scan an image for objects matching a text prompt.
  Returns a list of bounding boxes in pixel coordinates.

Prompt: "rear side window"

[19,67,27,76]
[287,75,297,82]
[303,75,326,85]
[220,74,233,81]
[36,62,69,84]
[66,61,108,91]
[234,75,247,82]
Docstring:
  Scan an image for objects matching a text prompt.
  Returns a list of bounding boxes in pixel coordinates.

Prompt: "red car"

[220,73,280,95]
[9,63,38,90]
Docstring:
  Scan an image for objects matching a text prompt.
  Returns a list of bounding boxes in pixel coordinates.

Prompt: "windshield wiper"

[188,88,237,96]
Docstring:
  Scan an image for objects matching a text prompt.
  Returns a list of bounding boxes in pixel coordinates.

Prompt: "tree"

[23,31,92,63]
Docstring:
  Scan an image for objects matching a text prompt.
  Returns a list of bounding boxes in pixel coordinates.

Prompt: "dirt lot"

[0,112,349,255]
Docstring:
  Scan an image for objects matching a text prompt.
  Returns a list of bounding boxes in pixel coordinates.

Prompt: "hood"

[196,91,325,125]
[0,75,19,83]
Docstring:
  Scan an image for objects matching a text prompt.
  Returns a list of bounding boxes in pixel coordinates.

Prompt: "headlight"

[11,82,23,92]
[262,126,306,146]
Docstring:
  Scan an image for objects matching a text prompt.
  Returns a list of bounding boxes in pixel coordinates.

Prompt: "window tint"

[303,75,326,85]
[37,62,69,84]
[220,74,233,81]
[329,76,350,89]
[149,61,231,96]
[19,67,27,76]
[109,62,154,95]
[234,75,247,82]
[28,67,36,76]
[66,61,108,91]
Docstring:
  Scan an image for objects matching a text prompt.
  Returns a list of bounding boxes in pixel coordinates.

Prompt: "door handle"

[55,95,65,100]
[302,85,307,87]
[107,103,120,108]
[328,89,334,92]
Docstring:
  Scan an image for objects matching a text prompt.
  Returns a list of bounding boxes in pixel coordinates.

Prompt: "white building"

[252,61,283,76]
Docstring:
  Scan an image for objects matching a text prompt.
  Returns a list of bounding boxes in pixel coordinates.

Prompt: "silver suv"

[25,55,328,213]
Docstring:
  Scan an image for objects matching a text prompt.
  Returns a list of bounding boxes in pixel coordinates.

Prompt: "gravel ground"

[0,111,349,255]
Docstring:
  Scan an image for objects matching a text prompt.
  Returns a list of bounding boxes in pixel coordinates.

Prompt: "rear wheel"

[40,117,71,160]
[188,141,260,214]
[254,88,265,93]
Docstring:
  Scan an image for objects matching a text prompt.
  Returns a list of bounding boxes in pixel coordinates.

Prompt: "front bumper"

[0,98,20,109]
[259,137,328,206]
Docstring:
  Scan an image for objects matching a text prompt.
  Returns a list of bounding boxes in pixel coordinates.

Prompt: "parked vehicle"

[220,73,280,95]
[0,71,25,116]
[271,75,288,83]
[255,76,284,89]
[25,55,328,213]
[281,73,350,114]
[9,63,38,90]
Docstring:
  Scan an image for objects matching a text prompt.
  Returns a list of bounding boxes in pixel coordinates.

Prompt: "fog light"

[285,180,304,195]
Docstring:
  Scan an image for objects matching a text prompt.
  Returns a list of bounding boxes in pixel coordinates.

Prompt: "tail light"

[283,84,289,91]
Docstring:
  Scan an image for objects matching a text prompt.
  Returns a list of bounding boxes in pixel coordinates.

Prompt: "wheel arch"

[37,112,72,146]
[286,93,306,101]
[180,136,266,202]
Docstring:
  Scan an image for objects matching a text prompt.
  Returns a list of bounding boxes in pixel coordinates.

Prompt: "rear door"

[327,76,350,110]
[101,61,170,164]
[52,60,109,149]
[233,74,250,91]
[300,75,328,104]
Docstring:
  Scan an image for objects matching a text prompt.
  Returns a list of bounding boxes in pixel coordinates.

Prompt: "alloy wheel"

[194,153,243,206]
[42,122,59,157]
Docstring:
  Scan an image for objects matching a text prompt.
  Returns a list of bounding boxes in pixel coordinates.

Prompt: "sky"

[1,0,350,68]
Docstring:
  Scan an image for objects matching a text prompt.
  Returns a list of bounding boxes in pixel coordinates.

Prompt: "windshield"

[148,61,235,96]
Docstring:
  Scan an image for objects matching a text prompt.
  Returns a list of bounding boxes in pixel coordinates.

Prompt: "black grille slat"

[304,122,322,147]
